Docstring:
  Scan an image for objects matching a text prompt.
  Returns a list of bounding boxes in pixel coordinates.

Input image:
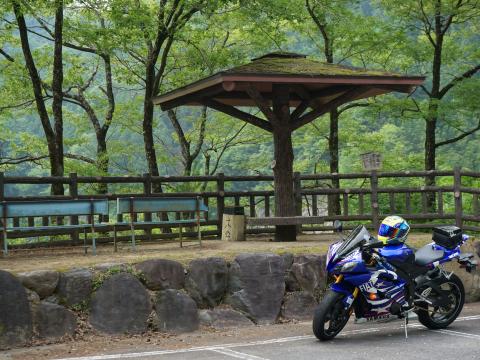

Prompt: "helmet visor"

[378,224,399,239]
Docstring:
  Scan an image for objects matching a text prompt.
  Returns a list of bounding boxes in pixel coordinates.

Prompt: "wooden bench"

[0,199,109,256]
[247,216,325,226]
[115,197,208,250]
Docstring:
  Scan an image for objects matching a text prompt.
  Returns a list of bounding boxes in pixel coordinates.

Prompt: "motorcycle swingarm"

[418,277,453,308]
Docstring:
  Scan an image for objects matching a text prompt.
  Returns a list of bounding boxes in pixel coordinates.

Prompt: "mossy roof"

[224,55,404,78]
[153,53,424,108]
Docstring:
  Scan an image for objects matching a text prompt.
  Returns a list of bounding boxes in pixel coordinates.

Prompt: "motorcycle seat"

[414,244,445,266]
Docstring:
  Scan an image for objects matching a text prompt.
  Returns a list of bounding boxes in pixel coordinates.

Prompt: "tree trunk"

[13,1,64,195]
[272,85,296,241]
[424,12,443,211]
[96,131,109,195]
[51,0,64,195]
[328,109,341,216]
[143,60,164,195]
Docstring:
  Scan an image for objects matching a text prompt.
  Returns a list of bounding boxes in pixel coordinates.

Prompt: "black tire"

[417,273,465,330]
[313,290,351,341]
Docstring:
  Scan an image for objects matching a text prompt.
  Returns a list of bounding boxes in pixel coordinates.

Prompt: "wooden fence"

[1,168,479,248]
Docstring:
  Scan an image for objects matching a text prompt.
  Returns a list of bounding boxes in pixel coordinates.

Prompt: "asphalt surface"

[51,309,480,360]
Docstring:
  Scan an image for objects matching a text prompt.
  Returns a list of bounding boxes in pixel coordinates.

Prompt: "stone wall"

[1,245,479,350]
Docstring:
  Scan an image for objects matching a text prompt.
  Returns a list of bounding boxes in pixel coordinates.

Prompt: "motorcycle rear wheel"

[416,273,465,330]
[313,290,351,341]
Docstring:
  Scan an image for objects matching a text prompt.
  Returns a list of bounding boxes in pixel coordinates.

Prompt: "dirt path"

[0,233,436,273]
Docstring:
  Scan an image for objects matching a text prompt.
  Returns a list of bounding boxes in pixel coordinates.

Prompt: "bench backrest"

[0,199,109,218]
[117,197,208,214]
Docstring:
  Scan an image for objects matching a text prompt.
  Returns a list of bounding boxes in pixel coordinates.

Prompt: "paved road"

[52,311,480,360]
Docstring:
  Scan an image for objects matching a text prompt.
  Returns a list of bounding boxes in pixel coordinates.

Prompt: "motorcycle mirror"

[333,220,343,233]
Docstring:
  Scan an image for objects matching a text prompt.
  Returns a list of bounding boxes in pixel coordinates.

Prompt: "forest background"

[0,0,479,204]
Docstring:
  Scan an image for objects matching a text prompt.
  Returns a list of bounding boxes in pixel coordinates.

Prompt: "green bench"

[115,196,208,250]
[0,199,109,256]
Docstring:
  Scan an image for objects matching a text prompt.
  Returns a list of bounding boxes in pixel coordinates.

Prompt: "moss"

[91,264,145,291]
[71,300,89,312]
[225,57,403,77]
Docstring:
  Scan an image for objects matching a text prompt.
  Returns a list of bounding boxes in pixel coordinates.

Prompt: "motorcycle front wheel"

[313,290,351,341]
[416,273,465,330]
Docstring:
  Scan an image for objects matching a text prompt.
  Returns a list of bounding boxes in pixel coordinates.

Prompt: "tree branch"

[0,48,14,62]
[438,64,480,99]
[435,119,480,148]
[337,102,370,115]
[0,152,96,165]
[191,106,207,161]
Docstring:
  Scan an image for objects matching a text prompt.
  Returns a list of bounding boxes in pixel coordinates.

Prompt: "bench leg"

[83,228,87,256]
[91,226,97,256]
[2,229,7,257]
[113,226,117,253]
[130,222,136,251]
[197,222,202,247]
[179,224,183,248]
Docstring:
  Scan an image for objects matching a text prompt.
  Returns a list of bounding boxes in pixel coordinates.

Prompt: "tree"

[379,0,480,204]
[167,107,206,176]
[302,0,375,215]
[11,0,65,194]
[110,0,224,191]
[5,1,119,194]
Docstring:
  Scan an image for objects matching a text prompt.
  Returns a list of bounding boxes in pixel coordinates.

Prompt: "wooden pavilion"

[153,52,425,241]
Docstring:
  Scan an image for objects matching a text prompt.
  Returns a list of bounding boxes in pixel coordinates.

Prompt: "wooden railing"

[1,168,479,248]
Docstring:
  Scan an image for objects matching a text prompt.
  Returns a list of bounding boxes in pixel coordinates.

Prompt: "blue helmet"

[378,216,410,244]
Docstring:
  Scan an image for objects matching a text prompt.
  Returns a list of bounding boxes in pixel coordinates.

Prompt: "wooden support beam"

[290,84,353,121]
[160,84,225,111]
[291,87,369,130]
[290,99,309,121]
[245,84,276,124]
[202,99,273,132]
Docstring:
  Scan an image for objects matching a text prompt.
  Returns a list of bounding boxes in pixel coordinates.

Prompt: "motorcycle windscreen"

[334,225,370,260]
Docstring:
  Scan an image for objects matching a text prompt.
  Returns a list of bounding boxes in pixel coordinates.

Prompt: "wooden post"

[454,167,463,228]
[370,170,379,231]
[272,84,296,241]
[312,194,318,216]
[293,172,302,234]
[143,173,152,241]
[405,192,411,214]
[359,194,364,215]
[69,172,79,243]
[0,172,4,252]
[249,195,255,217]
[343,193,349,216]
[473,194,479,217]
[0,172,4,201]
[293,172,302,216]
[264,195,270,217]
[389,193,395,213]
[438,190,444,216]
[217,173,225,238]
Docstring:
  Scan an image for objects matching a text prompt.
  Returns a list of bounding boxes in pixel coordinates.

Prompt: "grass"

[0,233,436,274]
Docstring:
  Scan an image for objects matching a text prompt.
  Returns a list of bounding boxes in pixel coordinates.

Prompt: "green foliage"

[0,0,479,190]
[91,264,145,291]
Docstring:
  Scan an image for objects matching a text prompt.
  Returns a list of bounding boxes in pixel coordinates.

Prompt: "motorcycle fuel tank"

[378,244,414,263]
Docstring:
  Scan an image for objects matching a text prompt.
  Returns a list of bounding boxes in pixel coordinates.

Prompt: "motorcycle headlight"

[340,262,356,273]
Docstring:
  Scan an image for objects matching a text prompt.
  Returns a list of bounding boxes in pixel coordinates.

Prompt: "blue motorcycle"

[313,222,477,341]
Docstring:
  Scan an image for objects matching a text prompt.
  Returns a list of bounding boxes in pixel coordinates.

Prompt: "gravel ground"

[0,233,435,273]
[3,302,480,360]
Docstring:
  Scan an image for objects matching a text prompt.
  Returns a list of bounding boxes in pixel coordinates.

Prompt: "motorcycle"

[313,221,477,341]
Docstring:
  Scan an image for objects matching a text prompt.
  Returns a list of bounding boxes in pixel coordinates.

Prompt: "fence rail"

[1,168,479,249]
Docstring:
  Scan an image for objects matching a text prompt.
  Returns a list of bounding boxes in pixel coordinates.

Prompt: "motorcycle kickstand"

[404,315,408,339]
